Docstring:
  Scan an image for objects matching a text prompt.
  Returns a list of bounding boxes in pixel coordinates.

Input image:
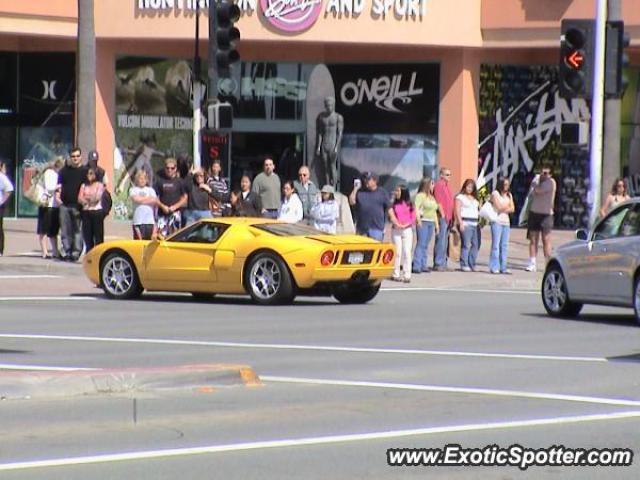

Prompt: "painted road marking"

[0,333,608,363]
[262,376,640,408]
[381,287,538,295]
[0,275,62,279]
[0,297,97,302]
[0,410,639,471]
[0,364,96,372]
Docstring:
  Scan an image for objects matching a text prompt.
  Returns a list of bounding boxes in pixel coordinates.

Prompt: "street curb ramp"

[0,364,261,400]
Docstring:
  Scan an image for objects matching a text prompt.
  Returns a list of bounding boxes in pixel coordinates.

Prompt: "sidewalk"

[0,218,576,292]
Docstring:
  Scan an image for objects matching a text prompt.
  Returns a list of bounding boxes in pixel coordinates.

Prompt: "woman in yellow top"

[412,177,440,273]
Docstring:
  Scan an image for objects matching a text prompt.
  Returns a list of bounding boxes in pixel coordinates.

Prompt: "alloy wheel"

[249,257,282,300]
[103,256,135,296]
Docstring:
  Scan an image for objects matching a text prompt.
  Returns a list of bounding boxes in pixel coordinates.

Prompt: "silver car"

[542,199,640,322]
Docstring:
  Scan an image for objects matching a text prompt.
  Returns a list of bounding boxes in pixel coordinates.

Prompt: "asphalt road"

[1,286,640,479]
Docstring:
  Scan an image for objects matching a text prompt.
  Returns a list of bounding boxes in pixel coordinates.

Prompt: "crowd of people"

[347,166,566,282]
[0,150,633,273]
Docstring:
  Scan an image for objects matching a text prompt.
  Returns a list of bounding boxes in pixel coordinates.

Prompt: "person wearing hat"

[310,184,339,234]
[349,172,390,241]
[87,150,108,188]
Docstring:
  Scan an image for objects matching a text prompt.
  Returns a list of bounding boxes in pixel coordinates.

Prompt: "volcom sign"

[339,72,423,113]
[260,0,323,32]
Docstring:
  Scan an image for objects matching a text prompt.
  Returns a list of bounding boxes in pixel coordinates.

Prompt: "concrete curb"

[0,364,261,400]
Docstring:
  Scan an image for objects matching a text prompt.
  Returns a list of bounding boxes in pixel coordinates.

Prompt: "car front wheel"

[542,265,582,318]
[633,277,640,326]
[246,252,295,305]
[101,252,143,300]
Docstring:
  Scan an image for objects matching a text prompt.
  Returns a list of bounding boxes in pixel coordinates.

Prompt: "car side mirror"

[576,229,589,241]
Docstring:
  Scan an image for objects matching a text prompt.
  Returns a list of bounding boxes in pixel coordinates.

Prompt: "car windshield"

[252,223,330,236]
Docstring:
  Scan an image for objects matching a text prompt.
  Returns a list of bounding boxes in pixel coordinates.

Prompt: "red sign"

[565,51,584,70]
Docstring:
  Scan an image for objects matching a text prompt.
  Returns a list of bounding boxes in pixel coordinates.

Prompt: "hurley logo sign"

[339,71,423,113]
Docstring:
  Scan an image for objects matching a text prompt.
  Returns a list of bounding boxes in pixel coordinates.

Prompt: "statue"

[315,96,344,188]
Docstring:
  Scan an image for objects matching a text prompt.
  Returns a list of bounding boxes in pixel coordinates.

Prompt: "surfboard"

[306,64,335,188]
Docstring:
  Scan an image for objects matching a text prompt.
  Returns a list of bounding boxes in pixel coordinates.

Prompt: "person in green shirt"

[412,177,440,273]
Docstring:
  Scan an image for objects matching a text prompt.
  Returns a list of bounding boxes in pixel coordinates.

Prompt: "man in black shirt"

[58,147,88,261]
[154,157,188,236]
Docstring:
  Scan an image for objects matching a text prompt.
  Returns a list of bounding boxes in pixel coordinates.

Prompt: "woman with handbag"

[489,177,515,274]
[454,179,480,272]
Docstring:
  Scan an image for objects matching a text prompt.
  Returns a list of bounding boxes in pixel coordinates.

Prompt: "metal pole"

[602,0,622,206]
[208,0,219,103]
[588,0,607,226]
[193,6,202,170]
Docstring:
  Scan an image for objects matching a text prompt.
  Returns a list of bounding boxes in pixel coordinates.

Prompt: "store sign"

[136,0,429,25]
[260,0,322,32]
[340,71,423,113]
[218,76,307,100]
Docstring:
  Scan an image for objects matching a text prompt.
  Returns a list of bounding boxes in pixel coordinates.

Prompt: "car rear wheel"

[101,252,143,300]
[333,283,381,304]
[542,265,582,318]
[246,252,295,305]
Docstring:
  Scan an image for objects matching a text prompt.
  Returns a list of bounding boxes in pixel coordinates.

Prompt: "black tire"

[245,252,295,305]
[333,283,381,304]
[633,277,640,326]
[541,265,583,318]
[100,252,143,300]
[191,292,216,301]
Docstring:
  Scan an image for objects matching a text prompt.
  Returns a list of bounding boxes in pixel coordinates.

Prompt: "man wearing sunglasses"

[57,147,88,261]
[154,157,188,236]
[525,166,557,272]
[293,166,318,223]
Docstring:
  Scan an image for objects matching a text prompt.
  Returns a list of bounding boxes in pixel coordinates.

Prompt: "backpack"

[101,189,113,217]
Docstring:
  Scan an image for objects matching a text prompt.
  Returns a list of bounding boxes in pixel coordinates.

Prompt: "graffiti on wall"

[478,65,591,229]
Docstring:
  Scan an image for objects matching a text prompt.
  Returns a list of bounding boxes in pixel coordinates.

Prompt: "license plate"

[348,252,364,264]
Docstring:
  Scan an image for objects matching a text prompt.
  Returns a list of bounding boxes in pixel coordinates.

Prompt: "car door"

[143,222,228,291]
[596,204,640,305]
[585,204,634,302]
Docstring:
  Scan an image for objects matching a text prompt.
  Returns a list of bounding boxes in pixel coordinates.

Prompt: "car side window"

[619,205,640,238]
[170,223,227,244]
[593,206,632,241]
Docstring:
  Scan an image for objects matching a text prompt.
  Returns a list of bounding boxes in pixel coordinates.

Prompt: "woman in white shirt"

[310,185,339,234]
[37,157,64,258]
[278,181,303,223]
[454,179,480,272]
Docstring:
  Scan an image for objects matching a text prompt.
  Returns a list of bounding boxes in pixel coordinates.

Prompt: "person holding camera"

[525,165,557,272]
[349,172,390,241]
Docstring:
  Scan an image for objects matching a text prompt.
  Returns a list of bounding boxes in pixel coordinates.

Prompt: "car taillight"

[320,251,335,266]
[382,249,394,265]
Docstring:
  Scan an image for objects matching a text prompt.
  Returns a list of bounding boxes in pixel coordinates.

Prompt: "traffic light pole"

[603,0,622,210]
[193,6,203,170]
[208,0,219,104]
[588,0,607,226]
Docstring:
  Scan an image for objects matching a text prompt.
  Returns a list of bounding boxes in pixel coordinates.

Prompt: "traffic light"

[604,20,630,98]
[559,19,595,99]
[213,1,241,77]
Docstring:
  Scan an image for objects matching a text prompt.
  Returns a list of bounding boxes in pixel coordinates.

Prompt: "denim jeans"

[412,221,435,272]
[460,223,479,269]
[366,228,384,242]
[433,217,449,267]
[59,204,83,259]
[489,222,510,273]
[185,209,212,225]
[262,210,279,219]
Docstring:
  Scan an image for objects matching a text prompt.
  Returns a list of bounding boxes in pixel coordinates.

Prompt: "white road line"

[1,410,639,472]
[262,376,640,408]
[381,286,538,295]
[0,364,96,372]
[0,333,608,363]
[0,297,97,302]
[0,275,62,279]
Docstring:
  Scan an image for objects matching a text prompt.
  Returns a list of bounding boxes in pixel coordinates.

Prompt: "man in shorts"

[525,166,557,272]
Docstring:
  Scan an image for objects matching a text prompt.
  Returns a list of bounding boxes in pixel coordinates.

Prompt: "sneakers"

[461,266,472,272]
[525,263,537,272]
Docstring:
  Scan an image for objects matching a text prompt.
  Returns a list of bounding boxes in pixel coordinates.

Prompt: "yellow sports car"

[83,218,395,305]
